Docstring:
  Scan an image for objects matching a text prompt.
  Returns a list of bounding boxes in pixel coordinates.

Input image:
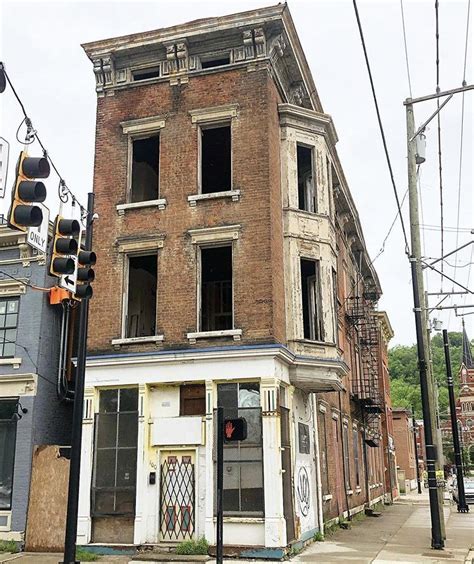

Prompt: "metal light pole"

[412,409,422,494]
[62,193,94,564]
[216,407,224,564]
[442,330,469,512]
[406,102,444,549]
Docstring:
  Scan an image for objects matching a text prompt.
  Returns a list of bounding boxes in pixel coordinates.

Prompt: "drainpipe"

[361,410,371,508]
[311,393,324,533]
[338,391,351,520]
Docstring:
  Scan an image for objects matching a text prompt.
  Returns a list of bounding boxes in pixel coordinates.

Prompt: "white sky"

[0,0,472,346]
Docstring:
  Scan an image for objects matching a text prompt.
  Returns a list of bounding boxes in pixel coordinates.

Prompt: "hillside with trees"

[388,332,466,419]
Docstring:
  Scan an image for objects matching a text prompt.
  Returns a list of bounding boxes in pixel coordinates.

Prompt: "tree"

[388,332,467,418]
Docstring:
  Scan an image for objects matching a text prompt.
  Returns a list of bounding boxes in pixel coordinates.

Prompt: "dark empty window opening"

[201,126,231,194]
[127,255,157,338]
[201,54,231,69]
[131,136,159,203]
[301,259,324,341]
[297,145,316,212]
[132,67,160,81]
[201,246,232,332]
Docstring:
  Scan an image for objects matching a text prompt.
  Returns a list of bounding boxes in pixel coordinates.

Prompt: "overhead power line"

[0,62,90,222]
[435,0,445,291]
[400,0,413,98]
[352,0,411,257]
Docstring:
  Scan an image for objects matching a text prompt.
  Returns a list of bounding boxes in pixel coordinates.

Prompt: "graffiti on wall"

[296,466,310,516]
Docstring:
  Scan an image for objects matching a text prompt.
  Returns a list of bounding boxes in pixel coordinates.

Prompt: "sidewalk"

[293,493,474,563]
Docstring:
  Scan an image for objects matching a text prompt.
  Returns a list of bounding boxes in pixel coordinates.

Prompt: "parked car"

[452,477,474,504]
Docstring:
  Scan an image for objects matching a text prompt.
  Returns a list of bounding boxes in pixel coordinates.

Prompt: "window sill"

[213,516,264,524]
[322,494,332,502]
[187,329,242,344]
[116,199,167,215]
[111,335,164,349]
[346,489,353,495]
[355,487,362,494]
[0,357,22,369]
[188,190,240,206]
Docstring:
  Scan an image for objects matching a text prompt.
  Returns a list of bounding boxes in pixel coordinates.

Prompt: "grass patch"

[175,537,209,555]
[313,531,324,542]
[323,521,339,537]
[351,510,367,523]
[288,545,302,557]
[76,548,99,561]
[0,540,18,553]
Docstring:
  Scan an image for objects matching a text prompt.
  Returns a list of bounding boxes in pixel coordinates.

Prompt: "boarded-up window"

[180,384,206,416]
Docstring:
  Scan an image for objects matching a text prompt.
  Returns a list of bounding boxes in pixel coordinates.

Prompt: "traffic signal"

[74,249,97,300]
[8,151,49,232]
[224,417,247,442]
[49,216,80,276]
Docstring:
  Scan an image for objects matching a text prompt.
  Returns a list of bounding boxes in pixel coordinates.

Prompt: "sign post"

[216,407,224,564]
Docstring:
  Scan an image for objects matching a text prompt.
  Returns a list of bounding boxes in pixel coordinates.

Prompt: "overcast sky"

[0,0,472,346]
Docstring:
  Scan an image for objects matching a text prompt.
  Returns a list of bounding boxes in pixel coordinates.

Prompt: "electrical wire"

[400,0,413,98]
[352,0,411,257]
[0,62,90,221]
[435,0,445,291]
[418,167,429,291]
[0,269,50,292]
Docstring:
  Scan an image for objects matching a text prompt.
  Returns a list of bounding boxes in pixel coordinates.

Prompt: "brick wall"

[88,67,286,353]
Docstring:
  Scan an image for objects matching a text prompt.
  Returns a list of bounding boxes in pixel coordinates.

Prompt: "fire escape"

[345,293,383,447]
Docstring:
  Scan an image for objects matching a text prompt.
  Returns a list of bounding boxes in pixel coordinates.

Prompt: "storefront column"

[134,384,147,544]
[261,377,286,547]
[204,380,215,544]
[77,387,95,544]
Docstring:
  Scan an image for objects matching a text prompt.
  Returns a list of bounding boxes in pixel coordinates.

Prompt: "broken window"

[216,383,264,515]
[200,246,232,332]
[297,145,316,212]
[126,255,157,338]
[92,388,138,516]
[300,259,325,341]
[200,125,231,193]
[131,136,159,202]
[180,384,206,416]
[132,67,160,81]
[201,54,231,69]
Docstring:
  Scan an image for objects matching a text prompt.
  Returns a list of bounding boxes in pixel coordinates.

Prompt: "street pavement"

[1,493,472,563]
[293,492,474,563]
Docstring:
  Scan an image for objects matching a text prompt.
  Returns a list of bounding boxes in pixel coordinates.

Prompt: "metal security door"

[160,452,195,542]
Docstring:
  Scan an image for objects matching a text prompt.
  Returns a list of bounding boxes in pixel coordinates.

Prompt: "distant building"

[392,407,417,492]
[0,219,72,542]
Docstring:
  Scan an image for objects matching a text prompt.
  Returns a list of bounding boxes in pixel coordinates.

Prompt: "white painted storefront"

[77,345,335,552]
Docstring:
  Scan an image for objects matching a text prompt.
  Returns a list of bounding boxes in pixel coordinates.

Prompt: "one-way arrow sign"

[59,256,77,294]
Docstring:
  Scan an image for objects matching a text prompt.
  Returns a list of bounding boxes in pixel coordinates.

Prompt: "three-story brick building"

[79,5,392,555]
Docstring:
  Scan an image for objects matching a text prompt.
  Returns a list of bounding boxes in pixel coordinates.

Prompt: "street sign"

[59,256,77,294]
[224,417,247,442]
[27,204,49,253]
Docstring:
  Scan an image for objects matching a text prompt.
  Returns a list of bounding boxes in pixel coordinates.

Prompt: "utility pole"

[62,193,94,564]
[412,408,422,494]
[442,330,469,512]
[406,102,445,549]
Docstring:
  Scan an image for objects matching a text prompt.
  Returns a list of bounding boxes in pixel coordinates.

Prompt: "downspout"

[311,393,324,533]
[338,391,351,520]
[362,410,371,508]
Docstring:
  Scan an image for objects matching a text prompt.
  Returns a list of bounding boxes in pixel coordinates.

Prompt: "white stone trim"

[116,199,167,215]
[0,373,36,396]
[0,357,22,369]
[322,494,332,502]
[0,280,26,296]
[346,489,353,495]
[318,404,327,413]
[188,224,241,245]
[187,329,242,344]
[117,236,165,254]
[121,116,166,135]
[188,190,240,206]
[331,411,339,420]
[189,104,239,125]
[111,335,164,349]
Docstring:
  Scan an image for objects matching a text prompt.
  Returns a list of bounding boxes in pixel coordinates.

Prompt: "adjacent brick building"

[79,5,394,554]
[393,407,417,492]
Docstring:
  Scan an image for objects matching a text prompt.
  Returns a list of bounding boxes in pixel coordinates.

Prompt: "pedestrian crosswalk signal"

[49,216,80,276]
[8,151,49,232]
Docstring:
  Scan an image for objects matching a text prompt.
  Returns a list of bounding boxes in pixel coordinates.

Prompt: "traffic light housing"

[50,216,80,276]
[74,249,96,300]
[8,151,49,232]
